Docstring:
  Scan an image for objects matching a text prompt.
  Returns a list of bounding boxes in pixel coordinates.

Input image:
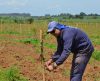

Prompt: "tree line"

[0,12,100,24]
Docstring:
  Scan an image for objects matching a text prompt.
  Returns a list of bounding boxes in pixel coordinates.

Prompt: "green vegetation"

[45,43,56,49]
[91,35,100,45]
[0,66,28,81]
[19,38,56,49]
[92,50,100,61]
[19,38,40,45]
[0,12,100,24]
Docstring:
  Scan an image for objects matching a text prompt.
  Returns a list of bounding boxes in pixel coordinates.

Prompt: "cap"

[47,21,58,34]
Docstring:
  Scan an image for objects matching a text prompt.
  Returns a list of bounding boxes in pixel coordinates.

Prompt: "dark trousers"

[70,51,93,81]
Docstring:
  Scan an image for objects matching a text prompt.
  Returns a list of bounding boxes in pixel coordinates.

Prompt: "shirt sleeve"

[55,30,74,65]
[52,38,63,62]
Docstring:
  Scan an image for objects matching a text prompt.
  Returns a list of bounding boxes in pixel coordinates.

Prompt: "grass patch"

[0,31,20,35]
[91,39,100,45]
[90,35,100,45]
[19,38,36,44]
[0,66,28,81]
[19,38,40,45]
[19,38,56,49]
[92,50,100,61]
[44,43,56,49]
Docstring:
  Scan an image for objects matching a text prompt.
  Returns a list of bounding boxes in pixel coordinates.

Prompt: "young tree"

[27,18,34,24]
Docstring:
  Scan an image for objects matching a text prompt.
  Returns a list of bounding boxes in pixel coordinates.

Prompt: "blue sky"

[0,0,100,16]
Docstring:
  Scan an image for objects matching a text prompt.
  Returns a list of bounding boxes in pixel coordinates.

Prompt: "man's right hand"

[45,59,53,67]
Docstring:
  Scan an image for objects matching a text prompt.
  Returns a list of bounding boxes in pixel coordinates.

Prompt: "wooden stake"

[0,19,2,32]
[40,30,45,81]
[20,23,22,34]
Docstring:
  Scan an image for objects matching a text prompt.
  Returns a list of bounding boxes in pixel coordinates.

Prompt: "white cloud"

[0,0,28,7]
[47,3,60,10]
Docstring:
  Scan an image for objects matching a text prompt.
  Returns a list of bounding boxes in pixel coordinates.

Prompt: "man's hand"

[45,59,53,67]
[45,62,58,72]
[46,65,54,71]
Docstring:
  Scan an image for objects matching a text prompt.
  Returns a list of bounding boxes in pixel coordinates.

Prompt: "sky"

[0,0,100,16]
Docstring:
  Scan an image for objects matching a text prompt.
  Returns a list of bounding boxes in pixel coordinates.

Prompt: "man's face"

[50,29,61,37]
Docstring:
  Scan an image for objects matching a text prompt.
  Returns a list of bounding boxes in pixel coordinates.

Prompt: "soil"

[94,45,100,50]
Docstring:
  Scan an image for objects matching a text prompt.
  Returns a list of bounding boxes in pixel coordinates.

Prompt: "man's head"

[47,21,61,37]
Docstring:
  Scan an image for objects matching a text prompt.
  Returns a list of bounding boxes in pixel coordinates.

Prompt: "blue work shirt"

[52,26,94,65]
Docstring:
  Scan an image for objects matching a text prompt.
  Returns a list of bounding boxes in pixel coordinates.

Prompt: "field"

[0,21,100,81]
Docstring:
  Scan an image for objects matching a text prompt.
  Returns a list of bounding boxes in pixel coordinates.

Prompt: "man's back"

[60,26,94,54]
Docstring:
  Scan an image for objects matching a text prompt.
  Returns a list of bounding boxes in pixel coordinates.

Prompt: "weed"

[0,66,28,81]
[92,50,100,61]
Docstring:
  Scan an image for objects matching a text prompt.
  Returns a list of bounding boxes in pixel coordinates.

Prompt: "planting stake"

[40,30,45,81]
[0,19,2,32]
[19,23,22,34]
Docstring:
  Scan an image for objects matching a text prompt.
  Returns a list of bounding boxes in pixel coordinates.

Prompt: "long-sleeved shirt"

[52,26,94,65]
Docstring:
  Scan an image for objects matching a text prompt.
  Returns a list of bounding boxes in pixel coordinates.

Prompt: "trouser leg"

[70,53,92,81]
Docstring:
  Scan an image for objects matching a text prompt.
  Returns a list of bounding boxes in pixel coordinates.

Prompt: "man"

[45,21,94,81]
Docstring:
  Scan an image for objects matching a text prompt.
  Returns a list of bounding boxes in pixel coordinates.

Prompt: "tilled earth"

[0,35,100,81]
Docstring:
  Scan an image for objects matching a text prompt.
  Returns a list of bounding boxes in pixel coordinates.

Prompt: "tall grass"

[0,21,100,44]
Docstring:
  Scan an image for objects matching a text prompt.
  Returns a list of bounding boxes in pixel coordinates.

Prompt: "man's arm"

[55,30,74,65]
[51,37,63,62]
[45,38,63,69]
